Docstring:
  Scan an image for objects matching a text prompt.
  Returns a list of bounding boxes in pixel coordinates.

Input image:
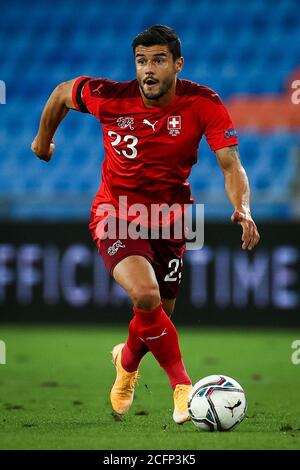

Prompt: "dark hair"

[132,24,182,61]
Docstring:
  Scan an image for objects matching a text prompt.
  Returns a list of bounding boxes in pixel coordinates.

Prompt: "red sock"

[121,318,149,372]
[131,302,191,389]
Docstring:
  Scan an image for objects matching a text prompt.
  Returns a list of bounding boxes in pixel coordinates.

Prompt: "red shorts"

[90,218,186,299]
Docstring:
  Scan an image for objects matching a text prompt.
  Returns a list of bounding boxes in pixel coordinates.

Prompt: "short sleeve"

[203,92,238,151]
[72,76,93,113]
[72,77,113,118]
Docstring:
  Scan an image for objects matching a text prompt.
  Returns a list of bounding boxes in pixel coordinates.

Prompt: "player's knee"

[131,284,160,311]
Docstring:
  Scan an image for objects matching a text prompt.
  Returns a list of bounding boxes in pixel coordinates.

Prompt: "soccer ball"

[188,374,247,432]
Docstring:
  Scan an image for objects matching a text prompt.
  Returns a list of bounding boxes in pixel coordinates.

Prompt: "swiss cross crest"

[167,116,181,136]
[117,117,135,131]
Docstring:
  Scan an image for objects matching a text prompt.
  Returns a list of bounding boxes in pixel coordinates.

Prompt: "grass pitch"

[0,324,300,450]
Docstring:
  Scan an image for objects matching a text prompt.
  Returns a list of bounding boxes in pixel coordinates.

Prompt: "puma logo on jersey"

[107,240,126,256]
[143,119,158,132]
[94,83,104,95]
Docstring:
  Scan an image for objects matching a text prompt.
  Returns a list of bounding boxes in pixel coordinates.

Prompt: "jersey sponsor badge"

[117,117,135,131]
[167,116,181,136]
[224,128,237,138]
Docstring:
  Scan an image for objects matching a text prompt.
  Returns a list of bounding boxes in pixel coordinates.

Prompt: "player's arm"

[31,78,77,162]
[216,145,260,250]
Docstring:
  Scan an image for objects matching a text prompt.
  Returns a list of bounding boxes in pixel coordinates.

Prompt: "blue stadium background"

[0,0,299,221]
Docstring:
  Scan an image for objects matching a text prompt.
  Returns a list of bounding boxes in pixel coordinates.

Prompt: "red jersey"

[72,77,238,232]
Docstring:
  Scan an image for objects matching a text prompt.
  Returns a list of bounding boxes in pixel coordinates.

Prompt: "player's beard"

[140,75,174,101]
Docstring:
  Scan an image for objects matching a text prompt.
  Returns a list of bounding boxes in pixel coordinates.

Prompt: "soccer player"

[31,25,260,424]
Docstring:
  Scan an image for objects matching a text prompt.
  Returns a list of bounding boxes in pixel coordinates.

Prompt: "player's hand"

[31,137,55,162]
[231,209,260,250]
